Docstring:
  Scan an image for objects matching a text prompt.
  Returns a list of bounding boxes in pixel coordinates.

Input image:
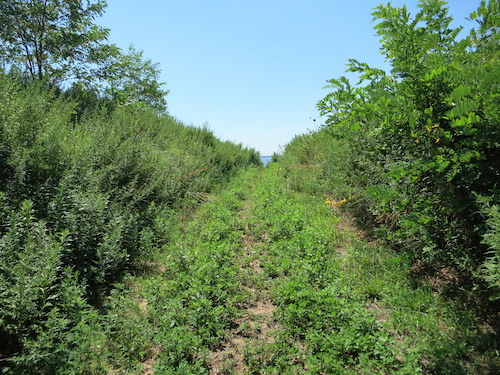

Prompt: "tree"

[0,0,110,82]
[0,2,169,112]
[103,45,169,113]
[318,0,499,286]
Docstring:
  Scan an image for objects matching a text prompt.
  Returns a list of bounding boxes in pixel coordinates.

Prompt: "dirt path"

[208,189,278,374]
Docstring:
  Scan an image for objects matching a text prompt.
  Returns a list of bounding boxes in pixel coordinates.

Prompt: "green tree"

[318,0,499,287]
[0,0,110,82]
[103,45,169,113]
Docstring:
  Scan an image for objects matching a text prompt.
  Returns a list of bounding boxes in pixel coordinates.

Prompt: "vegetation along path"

[125,163,496,374]
[1,1,498,374]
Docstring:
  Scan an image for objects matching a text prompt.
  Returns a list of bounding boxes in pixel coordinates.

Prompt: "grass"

[238,163,498,374]
[92,169,258,374]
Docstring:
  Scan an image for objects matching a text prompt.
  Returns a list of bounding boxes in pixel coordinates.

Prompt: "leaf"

[422,66,447,81]
[447,99,477,119]
[447,85,472,102]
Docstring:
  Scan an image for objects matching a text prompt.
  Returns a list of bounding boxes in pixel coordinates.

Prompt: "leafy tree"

[0,0,110,82]
[0,2,170,112]
[318,0,499,289]
[103,45,169,113]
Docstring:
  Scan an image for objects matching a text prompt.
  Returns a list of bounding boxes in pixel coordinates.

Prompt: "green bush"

[0,71,260,372]
[0,200,107,374]
[313,0,499,294]
[480,203,500,299]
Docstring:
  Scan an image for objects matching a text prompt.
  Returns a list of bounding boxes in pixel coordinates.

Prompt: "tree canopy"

[103,46,169,113]
[0,0,110,81]
[0,0,168,111]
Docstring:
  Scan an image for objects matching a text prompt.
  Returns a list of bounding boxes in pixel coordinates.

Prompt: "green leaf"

[447,85,472,102]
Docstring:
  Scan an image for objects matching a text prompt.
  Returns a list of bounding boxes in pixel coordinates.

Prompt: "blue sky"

[100,0,480,155]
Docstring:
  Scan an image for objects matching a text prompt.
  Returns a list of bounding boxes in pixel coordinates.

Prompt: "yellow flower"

[325,195,358,207]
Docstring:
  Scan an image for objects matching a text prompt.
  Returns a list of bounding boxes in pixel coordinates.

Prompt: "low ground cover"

[121,163,497,374]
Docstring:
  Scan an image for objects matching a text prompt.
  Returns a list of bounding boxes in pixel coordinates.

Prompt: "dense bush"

[0,72,260,373]
[481,202,500,300]
[283,0,499,297]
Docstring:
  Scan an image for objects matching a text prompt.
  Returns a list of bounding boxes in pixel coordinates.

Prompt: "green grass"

[96,169,258,374]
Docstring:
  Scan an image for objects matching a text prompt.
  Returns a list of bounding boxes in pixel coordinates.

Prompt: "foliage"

[0,0,109,81]
[316,0,500,295]
[102,45,169,113]
[0,1,259,371]
[241,164,500,374]
[0,199,107,375]
[0,72,260,373]
[0,1,169,112]
[246,166,409,373]
[134,175,251,374]
[4,0,498,372]
[480,201,500,300]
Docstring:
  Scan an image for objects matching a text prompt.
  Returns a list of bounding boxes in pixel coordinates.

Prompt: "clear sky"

[100,0,480,155]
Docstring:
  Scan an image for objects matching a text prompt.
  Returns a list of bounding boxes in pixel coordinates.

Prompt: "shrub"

[0,71,260,372]
[480,202,500,299]
[315,0,500,293]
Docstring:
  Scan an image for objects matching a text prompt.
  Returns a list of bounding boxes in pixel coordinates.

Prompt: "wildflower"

[326,198,347,207]
[325,195,358,207]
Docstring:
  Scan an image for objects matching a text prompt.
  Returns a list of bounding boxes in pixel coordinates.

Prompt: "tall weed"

[0,72,260,372]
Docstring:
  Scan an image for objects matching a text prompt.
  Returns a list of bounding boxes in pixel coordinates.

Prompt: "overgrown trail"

[183,165,414,374]
[128,164,496,374]
[208,171,279,374]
